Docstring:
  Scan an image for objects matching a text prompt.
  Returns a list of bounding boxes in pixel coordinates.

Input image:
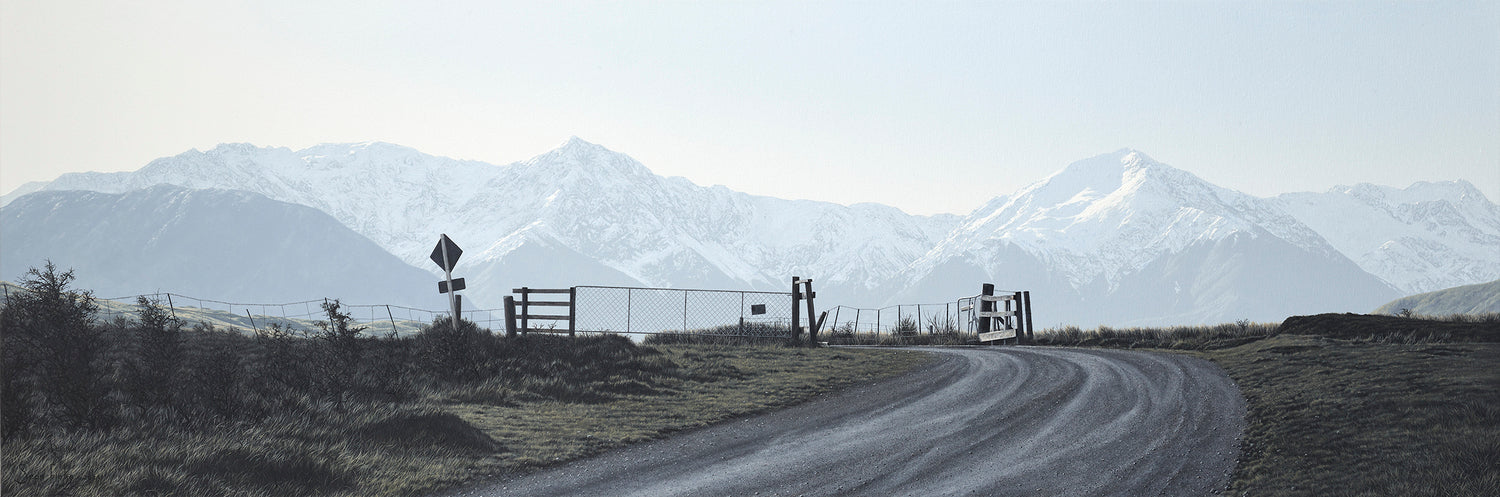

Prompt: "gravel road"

[438,346,1245,496]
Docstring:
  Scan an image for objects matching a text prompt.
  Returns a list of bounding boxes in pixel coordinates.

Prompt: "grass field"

[1037,313,1500,496]
[0,343,931,497]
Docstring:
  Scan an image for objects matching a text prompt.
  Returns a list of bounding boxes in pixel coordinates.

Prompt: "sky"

[2,0,1496,216]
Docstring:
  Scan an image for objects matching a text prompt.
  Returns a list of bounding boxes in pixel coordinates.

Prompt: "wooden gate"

[977,283,1033,344]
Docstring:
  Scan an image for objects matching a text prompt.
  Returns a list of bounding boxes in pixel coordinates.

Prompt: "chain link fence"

[573,285,794,338]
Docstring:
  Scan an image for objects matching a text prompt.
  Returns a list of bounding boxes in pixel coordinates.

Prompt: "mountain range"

[4,138,1495,326]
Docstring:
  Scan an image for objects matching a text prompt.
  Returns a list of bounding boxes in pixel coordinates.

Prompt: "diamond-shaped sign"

[430,234,462,272]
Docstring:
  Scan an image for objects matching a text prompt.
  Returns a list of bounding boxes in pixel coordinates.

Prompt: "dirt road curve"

[439,347,1246,496]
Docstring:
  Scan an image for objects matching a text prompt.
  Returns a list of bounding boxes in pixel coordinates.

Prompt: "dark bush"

[413,317,492,383]
[0,262,113,431]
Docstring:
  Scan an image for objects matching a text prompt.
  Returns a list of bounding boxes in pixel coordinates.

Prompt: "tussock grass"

[823,330,979,346]
[3,274,931,497]
[1032,321,1279,350]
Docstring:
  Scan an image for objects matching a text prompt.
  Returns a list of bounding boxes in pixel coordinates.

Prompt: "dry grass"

[1193,335,1499,496]
[1,342,930,497]
[1029,313,1500,495]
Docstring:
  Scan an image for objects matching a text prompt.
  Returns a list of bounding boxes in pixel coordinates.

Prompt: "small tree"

[0,262,111,430]
[312,299,366,409]
[122,296,182,413]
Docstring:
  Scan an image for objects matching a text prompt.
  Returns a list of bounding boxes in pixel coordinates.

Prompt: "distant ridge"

[0,185,439,308]
[1374,279,1500,316]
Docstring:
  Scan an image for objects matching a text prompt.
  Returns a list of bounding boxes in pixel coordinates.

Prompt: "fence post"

[568,287,577,338]
[804,279,817,346]
[1023,291,1034,343]
[831,306,841,337]
[166,293,177,320]
[626,288,632,335]
[853,309,860,336]
[386,305,399,337]
[917,304,924,335]
[519,287,529,334]
[790,277,802,346]
[978,284,994,343]
[503,296,518,337]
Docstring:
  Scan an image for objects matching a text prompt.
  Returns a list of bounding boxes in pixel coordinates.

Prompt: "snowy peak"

[922,149,1331,290]
[522,136,656,180]
[1274,180,1500,294]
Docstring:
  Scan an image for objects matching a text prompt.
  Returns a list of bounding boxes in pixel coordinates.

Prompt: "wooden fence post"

[804,279,818,346]
[568,287,577,338]
[519,287,529,335]
[1023,291,1034,343]
[978,284,995,343]
[503,296,518,337]
[1012,291,1023,345]
[790,277,802,346]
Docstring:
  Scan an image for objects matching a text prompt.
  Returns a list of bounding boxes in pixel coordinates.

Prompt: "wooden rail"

[505,287,576,337]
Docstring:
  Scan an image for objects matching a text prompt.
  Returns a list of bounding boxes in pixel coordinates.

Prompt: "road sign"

[430,234,463,272]
[439,278,466,294]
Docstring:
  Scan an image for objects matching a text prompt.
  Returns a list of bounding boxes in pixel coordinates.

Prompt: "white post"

[441,236,460,333]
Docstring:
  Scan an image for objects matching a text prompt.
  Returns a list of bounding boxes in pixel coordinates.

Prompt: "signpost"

[431,234,464,332]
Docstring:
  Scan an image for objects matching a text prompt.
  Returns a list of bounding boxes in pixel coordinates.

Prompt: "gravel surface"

[438,347,1245,496]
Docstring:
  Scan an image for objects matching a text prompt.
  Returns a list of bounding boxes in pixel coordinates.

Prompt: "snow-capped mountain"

[3,138,958,306]
[0,185,437,307]
[1273,182,1500,295]
[4,140,1489,326]
[894,150,1401,325]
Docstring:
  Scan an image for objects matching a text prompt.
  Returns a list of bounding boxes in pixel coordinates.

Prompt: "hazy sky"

[2,0,1496,215]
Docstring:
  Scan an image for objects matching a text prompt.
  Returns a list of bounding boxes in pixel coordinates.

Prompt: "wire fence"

[3,282,1022,342]
[824,297,977,335]
[0,284,475,336]
[573,285,794,338]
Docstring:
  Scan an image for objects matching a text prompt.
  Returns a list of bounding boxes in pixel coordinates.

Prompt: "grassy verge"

[1,344,931,497]
[1035,314,1499,496]
[1194,334,1498,496]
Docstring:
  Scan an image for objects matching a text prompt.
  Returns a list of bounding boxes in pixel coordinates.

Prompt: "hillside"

[1374,279,1500,316]
[0,185,441,309]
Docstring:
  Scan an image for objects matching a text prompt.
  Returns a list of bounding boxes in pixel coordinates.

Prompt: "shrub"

[120,296,183,414]
[413,317,491,383]
[311,300,367,410]
[0,262,113,431]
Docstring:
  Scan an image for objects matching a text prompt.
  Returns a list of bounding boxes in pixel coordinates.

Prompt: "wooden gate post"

[790,277,802,346]
[1023,291,1034,343]
[978,283,994,344]
[503,296,518,337]
[519,287,529,335]
[803,279,818,346]
[568,287,577,338]
[1012,291,1023,345]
